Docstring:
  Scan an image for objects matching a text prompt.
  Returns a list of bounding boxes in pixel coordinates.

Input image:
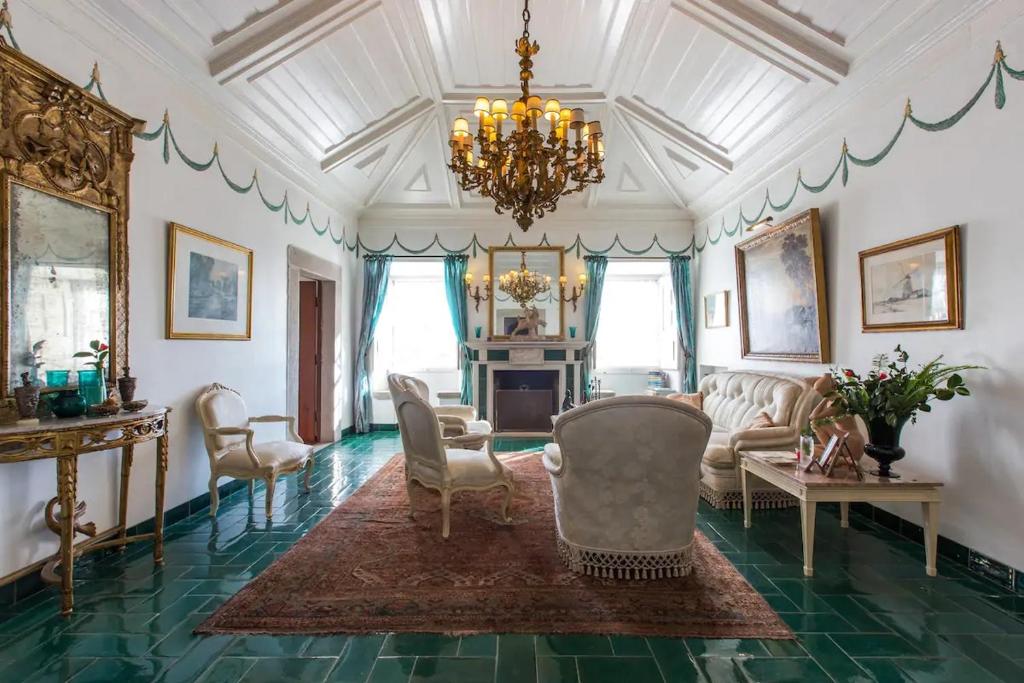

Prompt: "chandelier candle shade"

[500,251,552,309]
[448,0,605,231]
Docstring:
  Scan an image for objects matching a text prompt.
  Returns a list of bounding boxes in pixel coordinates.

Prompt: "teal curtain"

[354,255,392,433]
[443,254,473,405]
[669,255,697,393]
[580,255,607,401]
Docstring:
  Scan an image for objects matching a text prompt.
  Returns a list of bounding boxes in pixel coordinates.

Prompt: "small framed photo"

[805,433,845,475]
[859,226,962,332]
[166,223,253,340]
[704,290,729,328]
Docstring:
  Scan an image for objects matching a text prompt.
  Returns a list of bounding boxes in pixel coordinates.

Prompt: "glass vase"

[798,434,814,466]
[77,369,107,407]
[45,370,71,388]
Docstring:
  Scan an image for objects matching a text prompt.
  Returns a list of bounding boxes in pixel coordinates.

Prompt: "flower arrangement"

[825,345,983,428]
[73,340,109,374]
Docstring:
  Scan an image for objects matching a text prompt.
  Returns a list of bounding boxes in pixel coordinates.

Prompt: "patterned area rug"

[196,451,792,638]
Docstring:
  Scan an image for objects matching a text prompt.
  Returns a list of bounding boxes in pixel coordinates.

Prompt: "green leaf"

[934,388,955,400]
[955,387,970,396]
[89,340,100,351]
[919,403,932,412]
[72,351,93,358]
[947,373,964,388]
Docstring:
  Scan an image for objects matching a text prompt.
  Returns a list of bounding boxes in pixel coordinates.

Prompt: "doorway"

[298,279,323,443]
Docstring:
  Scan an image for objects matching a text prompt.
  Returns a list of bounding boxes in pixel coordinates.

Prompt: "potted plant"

[73,340,109,406]
[824,345,983,477]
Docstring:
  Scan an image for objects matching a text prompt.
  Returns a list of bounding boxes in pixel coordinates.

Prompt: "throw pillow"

[745,411,775,429]
[667,392,703,410]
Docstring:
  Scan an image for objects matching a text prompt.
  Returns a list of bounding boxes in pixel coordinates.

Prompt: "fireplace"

[492,369,559,432]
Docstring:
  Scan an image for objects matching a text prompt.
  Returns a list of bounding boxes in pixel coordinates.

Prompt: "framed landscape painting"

[704,290,729,328]
[166,223,253,340]
[859,226,961,332]
[734,208,830,362]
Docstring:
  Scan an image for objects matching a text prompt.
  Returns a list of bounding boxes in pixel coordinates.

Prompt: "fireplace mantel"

[468,339,586,436]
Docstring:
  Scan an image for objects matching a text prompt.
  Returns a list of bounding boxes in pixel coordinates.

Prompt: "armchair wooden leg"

[208,475,220,517]
[303,457,314,493]
[264,476,276,520]
[441,488,451,539]
[247,479,254,500]
[500,483,513,523]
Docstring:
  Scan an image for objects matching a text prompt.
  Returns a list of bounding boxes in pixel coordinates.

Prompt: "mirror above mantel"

[488,246,565,340]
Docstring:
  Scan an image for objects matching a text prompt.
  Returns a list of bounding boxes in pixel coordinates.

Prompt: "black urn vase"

[864,416,909,478]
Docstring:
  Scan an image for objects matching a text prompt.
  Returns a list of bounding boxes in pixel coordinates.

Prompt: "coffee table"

[739,450,943,577]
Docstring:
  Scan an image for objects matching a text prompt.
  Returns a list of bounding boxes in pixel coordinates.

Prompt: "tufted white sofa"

[698,371,822,509]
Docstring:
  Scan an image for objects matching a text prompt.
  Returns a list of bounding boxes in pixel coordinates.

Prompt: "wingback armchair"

[543,396,712,579]
[195,383,315,520]
[404,376,491,439]
[388,373,513,538]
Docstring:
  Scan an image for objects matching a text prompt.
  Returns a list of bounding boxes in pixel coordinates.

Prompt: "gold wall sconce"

[559,273,587,312]
[464,272,492,311]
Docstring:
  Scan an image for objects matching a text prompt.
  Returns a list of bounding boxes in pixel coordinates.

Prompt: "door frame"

[286,246,341,443]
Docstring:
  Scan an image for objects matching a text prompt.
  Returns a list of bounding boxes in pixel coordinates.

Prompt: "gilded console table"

[0,407,170,615]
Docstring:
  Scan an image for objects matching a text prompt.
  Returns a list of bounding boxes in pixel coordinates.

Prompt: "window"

[373,261,458,386]
[595,261,676,370]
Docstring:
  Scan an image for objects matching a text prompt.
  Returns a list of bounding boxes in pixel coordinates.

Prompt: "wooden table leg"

[922,501,940,577]
[840,501,849,529]
[154,425,168,566]
[57,454,78,616]
[118,443,134,549]
[741,466,752,529]
[800,499,816,577]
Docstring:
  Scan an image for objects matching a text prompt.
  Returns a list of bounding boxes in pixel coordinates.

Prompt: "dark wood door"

[298,280,322,443]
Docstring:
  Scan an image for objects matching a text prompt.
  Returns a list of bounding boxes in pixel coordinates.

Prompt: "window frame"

[594,263,678,373]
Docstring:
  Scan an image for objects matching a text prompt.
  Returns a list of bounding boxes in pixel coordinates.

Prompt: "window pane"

[595,262,676,370]
[374,262,457,383]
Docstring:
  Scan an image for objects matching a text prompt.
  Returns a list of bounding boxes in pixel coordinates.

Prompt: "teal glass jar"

[77,369,107,406]
[46,369,71,388]
[52,389,87,418]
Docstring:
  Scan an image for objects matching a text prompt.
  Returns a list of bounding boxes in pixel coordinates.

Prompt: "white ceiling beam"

[320,98,433,172]
[676,0,848,86]
[209,0,375,85]
[615,97,732,173]
[611,107,688,209]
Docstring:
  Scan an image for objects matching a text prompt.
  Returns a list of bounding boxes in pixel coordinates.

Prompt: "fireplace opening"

[493,369,559,432]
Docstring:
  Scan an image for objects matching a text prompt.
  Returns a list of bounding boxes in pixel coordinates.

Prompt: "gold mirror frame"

[0,42,143,397]
[488,245,565,340]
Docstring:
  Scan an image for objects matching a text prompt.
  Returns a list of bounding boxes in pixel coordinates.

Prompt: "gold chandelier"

[447,0,605,231]
[499,251,551,309]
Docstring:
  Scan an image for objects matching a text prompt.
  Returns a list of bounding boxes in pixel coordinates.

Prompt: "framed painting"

[735,208,830,362]
[166,223,253,340]
[858,226,962,333]
[704,290,729,328]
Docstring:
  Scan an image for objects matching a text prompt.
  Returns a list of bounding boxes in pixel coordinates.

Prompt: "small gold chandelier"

[499,251,551,309]
[448,0,605,231]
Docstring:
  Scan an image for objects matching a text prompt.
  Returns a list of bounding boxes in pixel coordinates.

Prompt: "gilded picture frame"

[0,43,142,397]
[166,223,254,340]
[488,246,565,340]
[858,226,962,333]
[734,208,830,363]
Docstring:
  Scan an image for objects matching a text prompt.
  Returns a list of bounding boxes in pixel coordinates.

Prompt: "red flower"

[878,372,888,380]
[843,369,854,377]
[98,343,108,351]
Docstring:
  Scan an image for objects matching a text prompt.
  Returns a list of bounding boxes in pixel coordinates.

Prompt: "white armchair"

[195,383,315,520]
[544,396,712,579]
[404,376,491,439]
[388,373,513,538]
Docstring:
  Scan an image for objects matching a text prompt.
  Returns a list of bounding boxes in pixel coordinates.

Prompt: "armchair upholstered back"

[548,396,712,577]
[699,371,816,432]
[388,373,448,483]
[196,383,250,451]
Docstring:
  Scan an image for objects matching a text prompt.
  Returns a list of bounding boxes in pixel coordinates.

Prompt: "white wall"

[695,4,1024,570]
[0,8,358,576]
[358,222,693,413]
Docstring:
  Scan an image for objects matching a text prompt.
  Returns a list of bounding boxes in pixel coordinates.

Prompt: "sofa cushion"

[667,391,703,411]
[703,430,735,469]
[744,411,775,430]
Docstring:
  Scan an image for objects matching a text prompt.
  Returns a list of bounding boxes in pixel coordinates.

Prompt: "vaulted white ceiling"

[77,0,987,224]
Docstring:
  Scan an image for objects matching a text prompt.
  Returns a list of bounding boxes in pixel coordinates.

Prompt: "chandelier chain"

[522,0,530,39]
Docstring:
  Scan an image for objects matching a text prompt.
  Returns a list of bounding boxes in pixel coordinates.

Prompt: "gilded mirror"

[488,246,565,339]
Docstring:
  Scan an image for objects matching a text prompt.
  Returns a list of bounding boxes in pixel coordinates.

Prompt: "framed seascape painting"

[704,290,729,328]
[734,208,830,363]
[859,226,962,332]
[166,223,253,340]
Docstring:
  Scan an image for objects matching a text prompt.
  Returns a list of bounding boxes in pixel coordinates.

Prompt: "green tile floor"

[1,432,1023,681]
